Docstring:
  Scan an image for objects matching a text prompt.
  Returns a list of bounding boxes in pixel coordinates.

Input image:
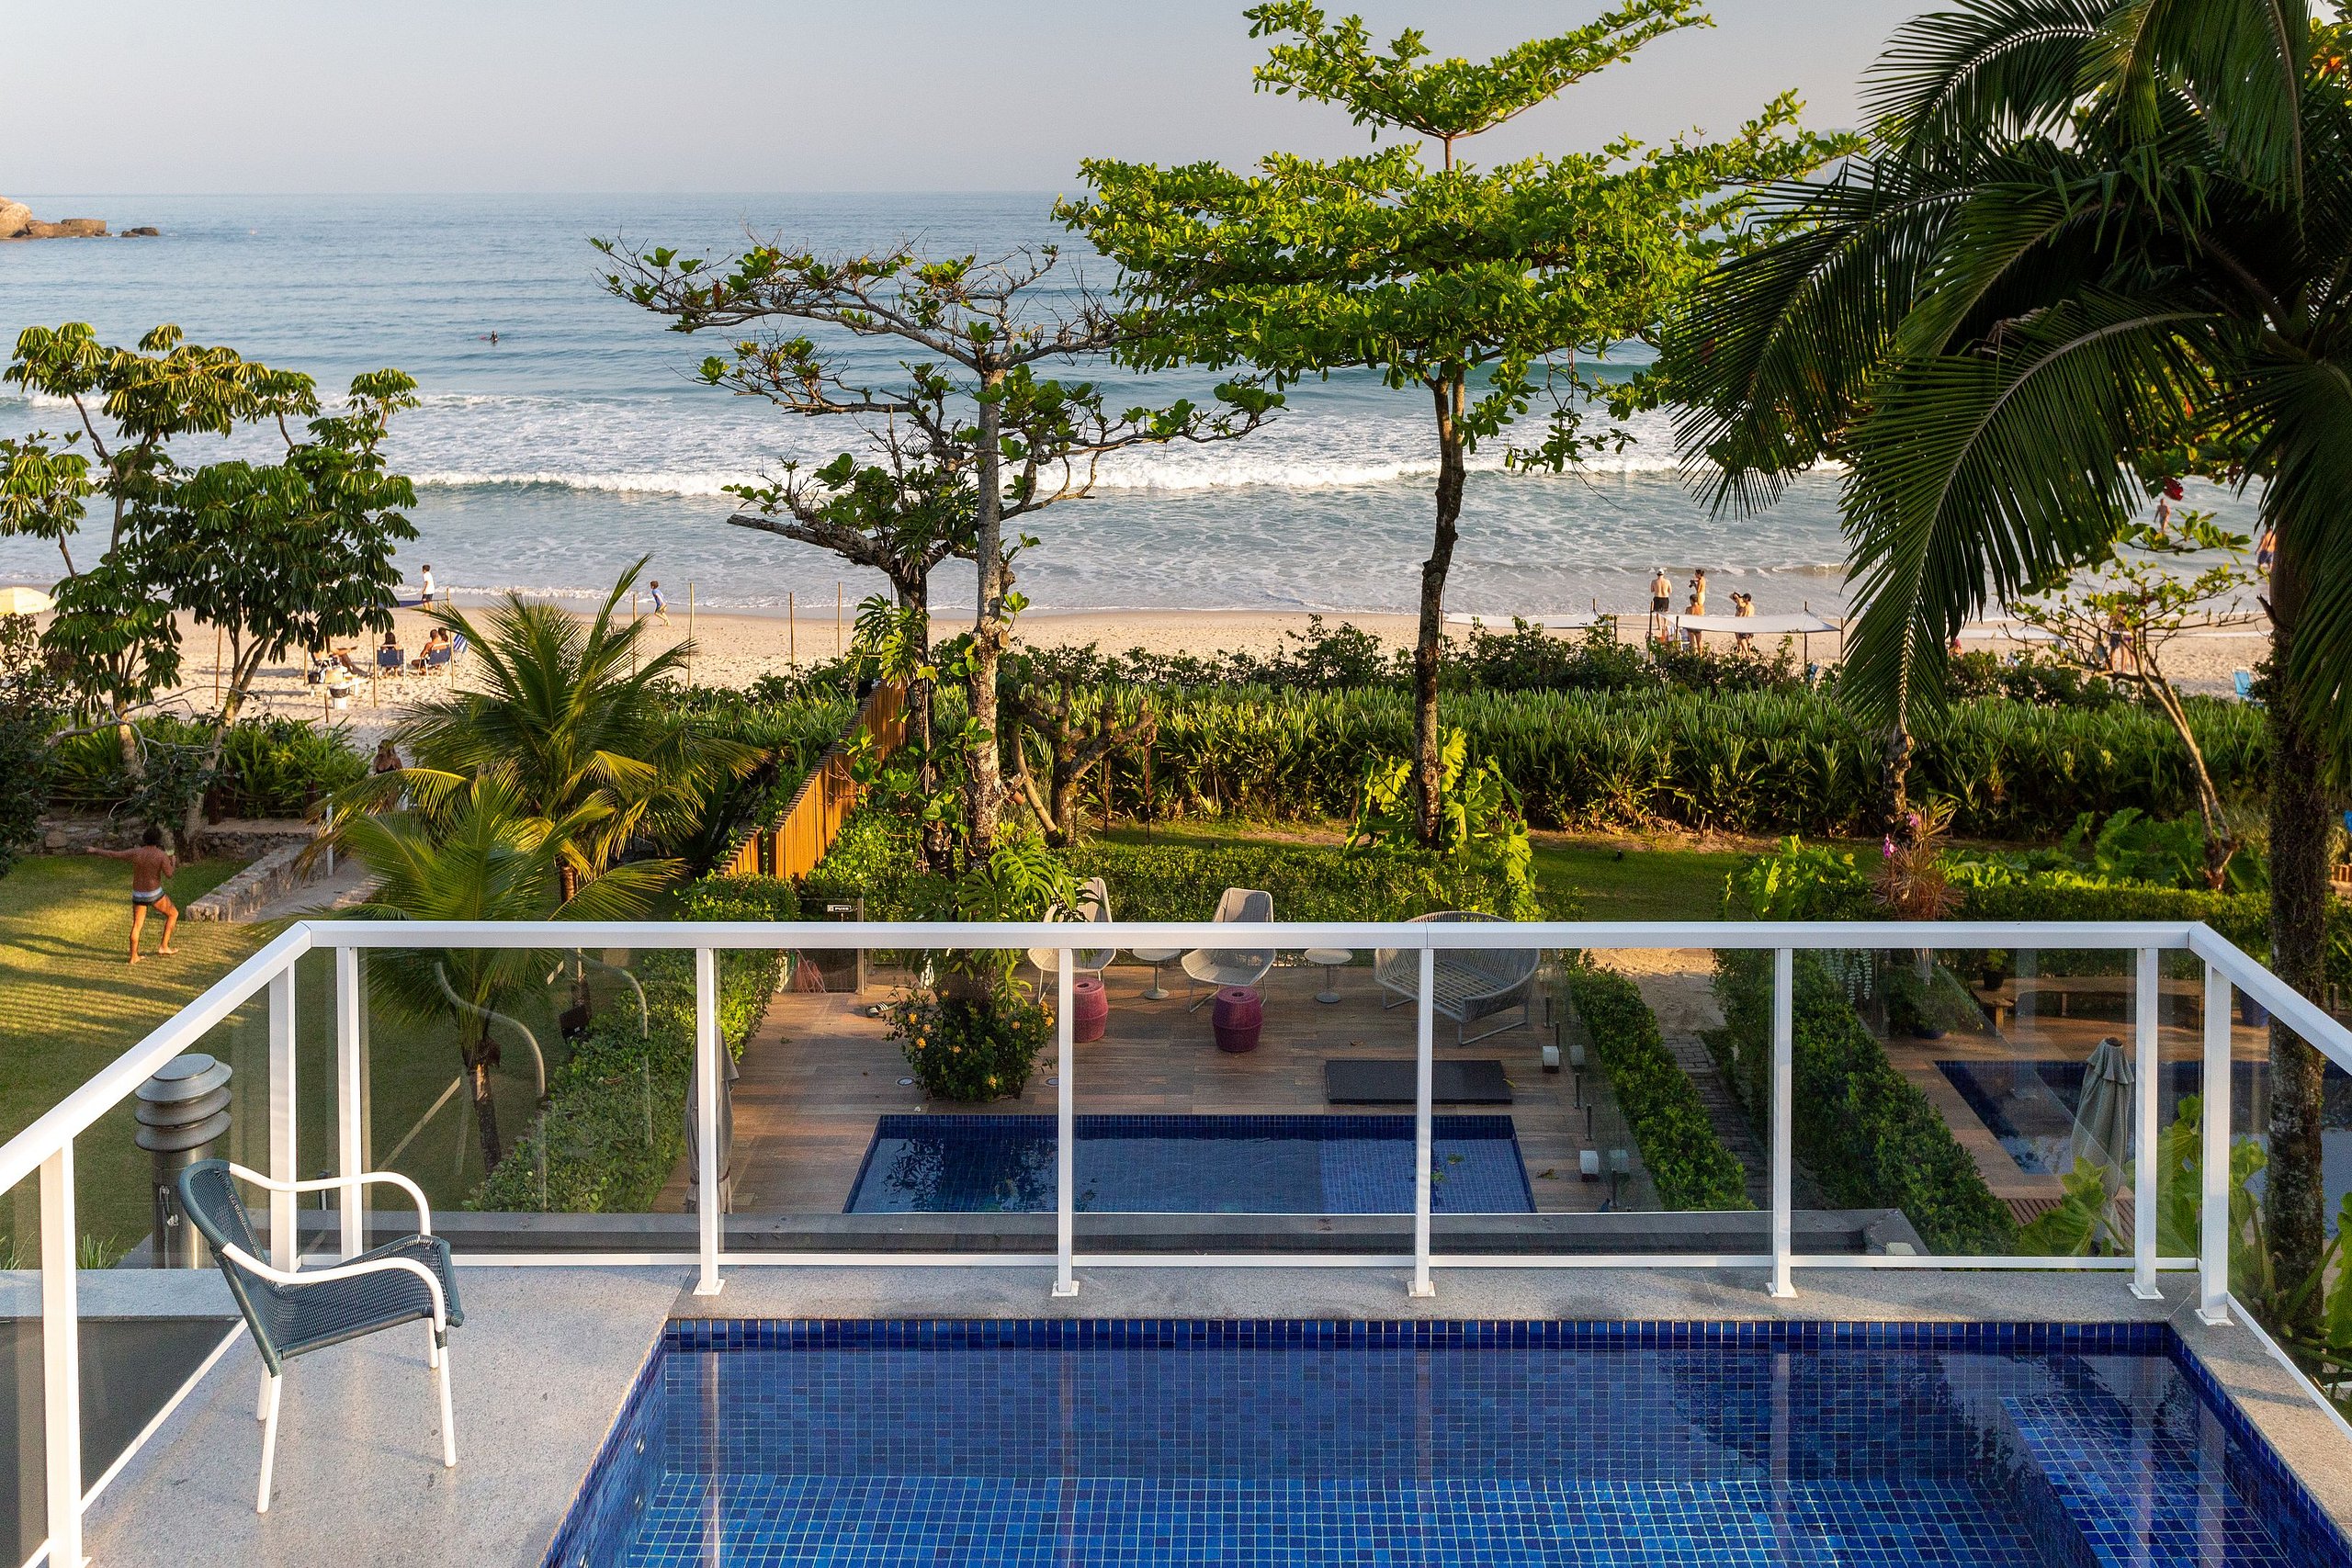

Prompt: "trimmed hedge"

[469,875,798,1213]
[1955,880,2352,989]
[803,813,1544,924]
[1564,964,1750,1210]
[1713,949,2017,1255]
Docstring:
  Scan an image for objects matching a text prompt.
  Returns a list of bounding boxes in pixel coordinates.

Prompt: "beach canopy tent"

[1667,611,1839,637]
[1957,618,2061,643]
[0,585,53,615]
[1442,612,1600,632]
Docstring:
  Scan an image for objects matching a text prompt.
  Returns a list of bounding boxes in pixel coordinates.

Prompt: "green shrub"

[49,715,368,818]
[889,983,1053,1102]
[1713,949,2017,1255]
[1102,685,2264,840]
[1071,840,1542,923]
[1564,964,1749,1210]
[469,875,797,1213]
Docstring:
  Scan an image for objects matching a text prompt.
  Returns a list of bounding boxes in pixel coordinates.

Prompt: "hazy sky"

[10,2,1913,195]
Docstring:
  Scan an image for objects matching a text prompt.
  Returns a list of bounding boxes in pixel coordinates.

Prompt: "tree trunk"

[1883,716,1913,838]
[2138,671,2233,888]
[897,576,951,874]
[2265,548,2331,1324]
[1411,374,1468,847]
[964,370,1009,865]
[466,1032,505,1172]
[181,671,249,853]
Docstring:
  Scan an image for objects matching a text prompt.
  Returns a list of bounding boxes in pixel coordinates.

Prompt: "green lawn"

[0,856,579,1258]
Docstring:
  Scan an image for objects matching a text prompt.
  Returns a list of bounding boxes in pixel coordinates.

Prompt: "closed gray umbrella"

[2068,1036,2133,1247]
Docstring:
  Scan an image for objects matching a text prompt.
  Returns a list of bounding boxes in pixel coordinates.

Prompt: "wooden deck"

[661,958,1650,1216]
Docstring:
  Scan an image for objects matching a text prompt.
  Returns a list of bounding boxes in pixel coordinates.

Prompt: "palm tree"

[1663,0,2352,1309]
[363,560,757,897]
[338,772,668,1176]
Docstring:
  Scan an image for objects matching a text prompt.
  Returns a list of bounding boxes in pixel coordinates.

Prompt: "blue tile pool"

[843,1113,1537,1214]
[545,1320,2351,1567]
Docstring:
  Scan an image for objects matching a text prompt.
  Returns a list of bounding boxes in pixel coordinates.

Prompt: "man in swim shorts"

[93,827,177,964]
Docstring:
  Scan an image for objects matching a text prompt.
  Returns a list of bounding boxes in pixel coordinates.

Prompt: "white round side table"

[1129,948,1182,1001]
[1303,947,1353,1005]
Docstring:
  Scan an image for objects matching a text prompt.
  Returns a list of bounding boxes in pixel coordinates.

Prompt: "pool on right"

[547,1320,2348,1566]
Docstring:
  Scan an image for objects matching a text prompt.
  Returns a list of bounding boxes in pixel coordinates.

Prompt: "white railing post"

[1411,945,1435,1299]
[693,948,721,1297]
[269,962,297,1270]
[1769,947,1795,1299]
[2199,962,2233,1325]
[40,1146,82,1568]
[2132,946,2162,1301]
[1054,953,1077,1299]
[336,945,364,1259]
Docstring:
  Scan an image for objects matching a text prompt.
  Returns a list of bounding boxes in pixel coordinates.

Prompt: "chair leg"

[257,1369,272,1421]
[256,1372,282,1513]
[435,1337,458,1467]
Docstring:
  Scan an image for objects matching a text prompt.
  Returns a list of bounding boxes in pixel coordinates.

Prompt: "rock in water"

[0,200,108,240]
[0,201,30,238]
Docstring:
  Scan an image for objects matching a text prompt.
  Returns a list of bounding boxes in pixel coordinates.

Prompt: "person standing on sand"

[1684,570,1709,649]
[1648,568,1672,643]
[650,580,670,626]
[92,828,177,964]
[420,563,435,605]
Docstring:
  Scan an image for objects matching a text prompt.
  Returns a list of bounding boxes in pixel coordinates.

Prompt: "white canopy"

[1669,611,1840,636]
[1443,612,1601,631]
[0,585,53,616]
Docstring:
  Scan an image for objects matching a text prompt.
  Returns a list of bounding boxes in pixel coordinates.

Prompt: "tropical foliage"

[1565,964,1750,1210]
[1066,0,1848,843]
[1662,0,2352,1300]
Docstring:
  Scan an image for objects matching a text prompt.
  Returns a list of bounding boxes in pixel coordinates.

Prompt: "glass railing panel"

[1436,946,1770,1260]
[1069,945,1418,1259]
[356,943,661,1255]
[0,1168,45,1563]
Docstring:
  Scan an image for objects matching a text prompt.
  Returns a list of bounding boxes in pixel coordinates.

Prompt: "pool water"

[545,1321,2350,1567]
[843,1113,1536,1214]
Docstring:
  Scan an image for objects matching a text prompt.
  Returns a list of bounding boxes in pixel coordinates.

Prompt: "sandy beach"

[71,598,2270,752]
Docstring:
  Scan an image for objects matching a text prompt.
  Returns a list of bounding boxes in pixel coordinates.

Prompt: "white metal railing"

[12,916,2352,1564]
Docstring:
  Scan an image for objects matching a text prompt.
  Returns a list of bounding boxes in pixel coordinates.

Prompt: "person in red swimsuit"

[93,828,178,964]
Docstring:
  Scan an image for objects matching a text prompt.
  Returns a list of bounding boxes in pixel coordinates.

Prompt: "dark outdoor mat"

[1325,1059,1512,1105]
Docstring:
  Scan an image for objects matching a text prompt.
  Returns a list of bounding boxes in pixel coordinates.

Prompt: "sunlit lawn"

[0,856,568,1259]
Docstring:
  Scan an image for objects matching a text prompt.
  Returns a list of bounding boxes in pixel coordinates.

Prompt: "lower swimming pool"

[843,1113,1536,1213]
[545,1320,2348,1566]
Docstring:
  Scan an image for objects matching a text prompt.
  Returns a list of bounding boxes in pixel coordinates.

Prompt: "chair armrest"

[219,1243,449,1333]
[227,1164,433,1236]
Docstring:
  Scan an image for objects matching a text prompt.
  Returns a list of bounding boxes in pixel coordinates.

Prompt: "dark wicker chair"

[177,1158,462,1512]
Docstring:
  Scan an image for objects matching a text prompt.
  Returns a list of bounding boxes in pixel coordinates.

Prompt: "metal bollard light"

[133,1054,232,1268]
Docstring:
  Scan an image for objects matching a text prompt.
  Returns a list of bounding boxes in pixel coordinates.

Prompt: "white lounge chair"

[1180,887,1275,1010]
[1030,876,1117,988]
[1375,910,1539,1043]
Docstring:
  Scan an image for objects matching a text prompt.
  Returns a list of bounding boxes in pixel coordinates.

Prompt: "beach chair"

[175,1158,460,1513]
[1181,887,1275,1010]
[376,645,404,676]
[1029,876,1116,989]
[2233,669,2255,703]
[424,639,455,674]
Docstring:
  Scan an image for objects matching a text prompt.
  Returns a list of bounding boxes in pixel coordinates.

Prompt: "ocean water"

[0,194,2256,619]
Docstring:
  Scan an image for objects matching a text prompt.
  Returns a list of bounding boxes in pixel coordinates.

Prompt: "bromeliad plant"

[887,834,1074,1102]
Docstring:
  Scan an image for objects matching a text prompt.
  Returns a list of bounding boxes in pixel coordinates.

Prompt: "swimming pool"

[545,1320,2348,1566]
[843,1113,1537,1213]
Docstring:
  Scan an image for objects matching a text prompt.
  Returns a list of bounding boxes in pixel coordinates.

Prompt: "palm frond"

[1839,290,2224,722]
[1864,0,2110,154]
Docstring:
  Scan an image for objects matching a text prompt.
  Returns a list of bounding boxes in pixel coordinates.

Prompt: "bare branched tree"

[598,239,1277,859]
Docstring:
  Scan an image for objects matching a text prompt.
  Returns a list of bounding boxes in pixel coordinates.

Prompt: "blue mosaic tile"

[844,1113,1536,1214]
[542,1320,2351,1568]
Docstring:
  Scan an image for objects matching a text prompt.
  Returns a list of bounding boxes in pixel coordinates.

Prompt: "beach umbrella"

[0,585,53,615]
[2068,1037,2134,1245]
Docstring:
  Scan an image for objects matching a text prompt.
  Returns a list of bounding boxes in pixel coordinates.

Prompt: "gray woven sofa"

[1374,910,1540,1044]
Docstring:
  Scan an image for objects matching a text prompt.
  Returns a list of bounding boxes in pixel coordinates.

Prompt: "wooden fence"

[720,679,907,881]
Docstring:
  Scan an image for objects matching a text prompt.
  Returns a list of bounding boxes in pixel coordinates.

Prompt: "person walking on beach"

[1684,570,1709,649]
[1648,568,1672,643]
[650,580,671,626]
[420,563,435,605]
[92,828,177,964]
